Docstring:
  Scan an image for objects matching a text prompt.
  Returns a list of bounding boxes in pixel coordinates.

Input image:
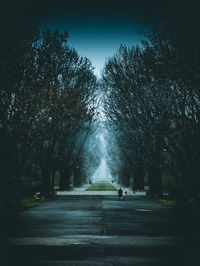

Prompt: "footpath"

[57,181,146,196]
[1,183,200,266]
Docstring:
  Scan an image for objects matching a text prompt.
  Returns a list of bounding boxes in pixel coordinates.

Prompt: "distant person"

[118,187,123,199]
[123,188,127,199]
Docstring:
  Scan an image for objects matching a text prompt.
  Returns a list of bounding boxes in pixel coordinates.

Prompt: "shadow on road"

[1,195,200,266]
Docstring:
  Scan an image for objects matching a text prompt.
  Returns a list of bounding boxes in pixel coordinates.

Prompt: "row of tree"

[102,23,200,201]
[0,24,98,207]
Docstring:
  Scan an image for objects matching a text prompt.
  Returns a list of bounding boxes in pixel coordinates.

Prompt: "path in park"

[1,189,200,266]
[57,182,139,196]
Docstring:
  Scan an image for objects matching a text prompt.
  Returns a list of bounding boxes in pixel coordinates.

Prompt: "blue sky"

[40,16,143,77]
[68,21,142,77]
[33,0,146,77]
[3,0,195,78]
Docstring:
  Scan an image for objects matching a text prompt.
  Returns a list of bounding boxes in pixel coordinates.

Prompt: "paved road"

[57,181,144,196]
[1,194,200,266]
[56,191,145,196]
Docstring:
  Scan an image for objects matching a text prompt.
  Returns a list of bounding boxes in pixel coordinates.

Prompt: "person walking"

[118,187,123,199]
[123,188,127,199]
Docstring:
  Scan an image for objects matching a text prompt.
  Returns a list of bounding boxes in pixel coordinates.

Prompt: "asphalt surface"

[1,193,200,266]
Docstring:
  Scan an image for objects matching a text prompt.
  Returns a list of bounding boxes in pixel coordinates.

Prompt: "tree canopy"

[0,24,98,206]
[102,22,200,200]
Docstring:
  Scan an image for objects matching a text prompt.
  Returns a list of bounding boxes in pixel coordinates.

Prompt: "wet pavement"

[1,194,200,265]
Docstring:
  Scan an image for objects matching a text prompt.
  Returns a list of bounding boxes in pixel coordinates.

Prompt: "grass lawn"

[86,182,117,191]
[159,199,176,206]
[21,197,44,208]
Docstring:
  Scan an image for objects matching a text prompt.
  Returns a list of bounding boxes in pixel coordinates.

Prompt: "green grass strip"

[159,199,176,206]
[21,197,42,208]
[86,182,117,191]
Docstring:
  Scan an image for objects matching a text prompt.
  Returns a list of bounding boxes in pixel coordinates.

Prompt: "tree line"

[0,24,98,207]
[102,23,200,202]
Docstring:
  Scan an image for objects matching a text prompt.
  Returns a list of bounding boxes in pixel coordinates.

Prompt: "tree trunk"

[122,176,130,187]
[134,164,144,190]
[66,169,70,190]
[59,166,71,190]
[148,164,162,197]
[74,168,81,187]
[51,169,56,198]
[59,169,67,190]
[179,160,190,201]
[42,168,51,198]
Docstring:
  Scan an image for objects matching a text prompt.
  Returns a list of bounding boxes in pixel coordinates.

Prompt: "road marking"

[136,209,154,212]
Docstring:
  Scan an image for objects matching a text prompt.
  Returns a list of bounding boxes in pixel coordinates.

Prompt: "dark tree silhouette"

[0,24,98,206]
[102,22,200,200]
